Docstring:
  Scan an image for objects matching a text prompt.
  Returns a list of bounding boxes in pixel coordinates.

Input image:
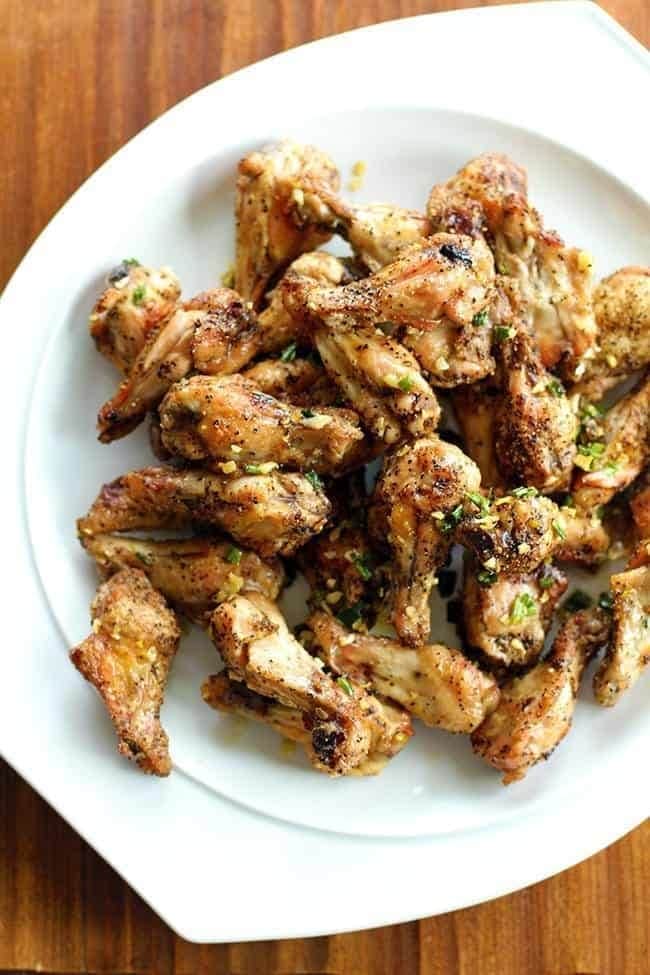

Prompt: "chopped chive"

[305,470,324,491]
[581,402,605,419]
[598,591,614,612]
[337,676,354,696]
[123,257,140,266]
[131,284,146,305]
[280,342,297,362]
[440,503,464,534]
[301,408,316,418]
[511,486,538,499]
[604,461,619,473]
[466,491,490,514]
[477,568,498,587]
[546,379,565,397]
[509,592,537,624]
[472,309,489,327]
[563,589,593,613]
[244,463,263,474]
[336,602,366,628]
[539,570,555,590]
[494,325,515,342]
[135,550,153,566]
[352,553,373,581]
[226,546,242,565]
[561,494,575,508]
[578,442,606,458]
[552,520,567,540]
[398,374,414,392]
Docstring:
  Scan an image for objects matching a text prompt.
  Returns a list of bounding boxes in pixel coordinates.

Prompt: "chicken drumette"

[593,562,650,706]
[70,568,180,776]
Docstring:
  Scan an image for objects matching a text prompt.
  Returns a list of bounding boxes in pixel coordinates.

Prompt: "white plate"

[3,1,649,941]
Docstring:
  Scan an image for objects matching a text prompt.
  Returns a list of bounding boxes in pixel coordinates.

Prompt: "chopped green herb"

[337,602,366,628]
[552,520,566,540]
[131,284,147,305]
[539,568,555,590]
[511,486,539,499]
[546,379,565,397]
[596,504,606,520]
[440,504,464,534]
[509,592,537,625]
[226,546,242,565]
[494,325,515,342]
[561,494,575,508]
[598,591,614,612]
[305,470,324,491]
[337,676,354,696]
[477,568,498,587]
[581,402,606,419]
[301,408,316,419]
[472,309,489,327]
[244,463,263,474]
[563,589,593,613]
[578,442,606,458]
[466,491,490,514]
[352,553,373,581]
[280,342,297,362]
[311,588,326,606]
[123,257,140,266]
[604,461,619,473]
[135,550,153,566]
[398,374,414,392]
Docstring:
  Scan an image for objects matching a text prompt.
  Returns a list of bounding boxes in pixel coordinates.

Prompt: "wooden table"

[1,2,648,972]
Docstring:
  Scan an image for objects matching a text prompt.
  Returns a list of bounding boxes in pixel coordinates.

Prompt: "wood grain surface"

[1,2,648,973]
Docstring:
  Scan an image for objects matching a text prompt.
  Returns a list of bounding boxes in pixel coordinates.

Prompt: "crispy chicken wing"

[593,563,650,706]
[572,374,650,510]
[427,153,597,377]
[581,267,650,384]
[70,568,180,775]
[158,374,364,474]
[472,608,610,782]
[89,261,181,373]
[210,593,392,774]
[494,330,578,492]
[463,562,568,670]
[370,436,481,645]
[235,141,339,305]
[309,611,499,734]
[77,466,331,558]
[80,533,284,626]
[202,670,412,776]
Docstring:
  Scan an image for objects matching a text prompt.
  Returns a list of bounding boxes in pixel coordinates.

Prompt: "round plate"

[25,106,650,837]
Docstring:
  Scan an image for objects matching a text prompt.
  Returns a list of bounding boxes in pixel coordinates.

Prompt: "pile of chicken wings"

[71,142,650,785]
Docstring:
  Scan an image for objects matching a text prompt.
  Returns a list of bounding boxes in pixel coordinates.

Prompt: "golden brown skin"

[202,670,412,776]
[370,436,481,646]
[593,564,650,706]
[451,381,503,489]
[572,374,650,510]
[80,533,284,626]
[235,141,340,305]
[242,356,340,406]
[89,261,181,374]
[553,507,611,567]
[463,562,568,670]
[457,493,560,578]
[309,611,500,734]
[97,289,237,442]
[210,594,388,775]
[581,267,650,383]
[398,315,495,387]
[427,153,597,378]
[472,608,610,783]
[70,568,180,776]
[158,374,365,475]
[302,235,495,330]
[494,330,578,492]
[77,466,331,558]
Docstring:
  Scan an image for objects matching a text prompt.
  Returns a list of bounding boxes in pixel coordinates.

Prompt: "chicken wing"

[463,562,568,670]
[427,153,597,377]
[158,374,365,474]
[242,356,340,406]
[235,140,339,305]
[89,260,181,373]
[210,593,391,775]
[593,563,650,706]
[494,329,578,492]
[472,608,610,782]
[580,267,650,384]
[70,568,180,775]
[451,380,503,489]
[370,436,481,645]
[80,533,284,626]
[202,670,412,776]
[572,374,650,510]
[77,466,331,558]
[309,611,499,734]
[553,506,611,567]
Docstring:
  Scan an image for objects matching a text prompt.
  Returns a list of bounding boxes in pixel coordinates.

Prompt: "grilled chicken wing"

[572,374,650,510]
[70,568,180,775]
[235,141,339,305]
[80,533,284,626]
[494,330,578,492]
[580,267,650,384]
[97,289,237,442]
[210,593,391,775]
[451,380,503,488]
[370,436,481,645]
[593,563,650,706]
[427,153,597,377]
[242,356,340,406]
[158,374,364,474]
[89,261,181,374]
[463,562,568,670]
[77,466,331,558]
[202,670,412,776]
[309,611,499,734]
[472,608,610,782]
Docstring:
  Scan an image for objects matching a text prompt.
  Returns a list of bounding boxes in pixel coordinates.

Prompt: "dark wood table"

[1,2,648,972]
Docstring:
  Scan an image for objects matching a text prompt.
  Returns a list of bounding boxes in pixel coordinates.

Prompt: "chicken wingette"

[593,563,650,706]
[70,568,180,776]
